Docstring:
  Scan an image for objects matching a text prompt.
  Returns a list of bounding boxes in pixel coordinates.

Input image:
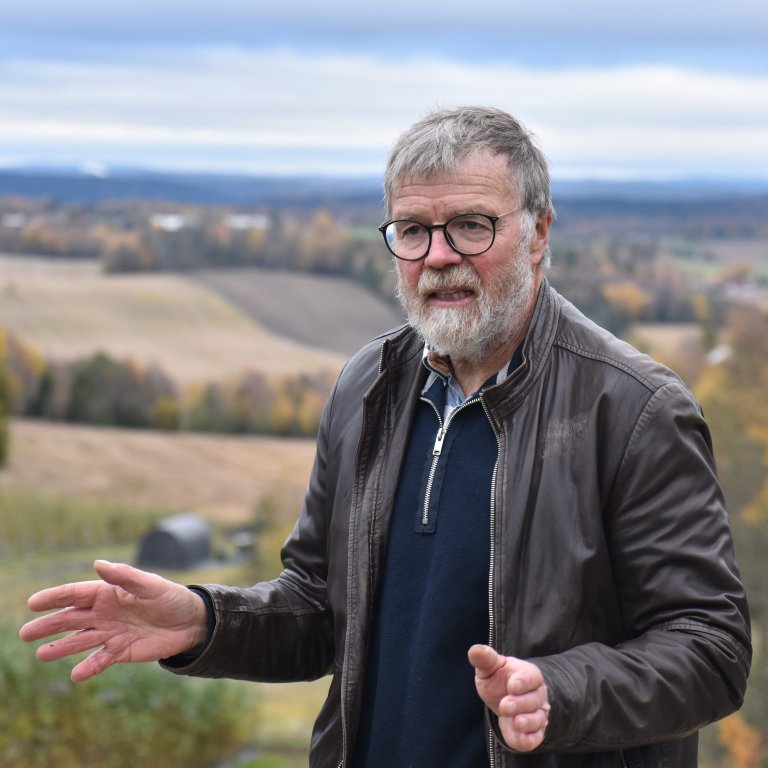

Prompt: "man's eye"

[448,216,493,243]
[399,223,425,238]
[452,216,493,235]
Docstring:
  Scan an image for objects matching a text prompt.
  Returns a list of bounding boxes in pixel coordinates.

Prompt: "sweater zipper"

[420,396,480,527]
[481,396,501,768]
[423,393,500,768]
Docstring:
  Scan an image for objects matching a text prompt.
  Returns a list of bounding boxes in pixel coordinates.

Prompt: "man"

[20,107,751,767]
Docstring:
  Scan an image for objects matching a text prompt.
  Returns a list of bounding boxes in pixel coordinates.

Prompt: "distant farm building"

[226,213,270,230]
[149,213,195,232]
[136,513,211,570]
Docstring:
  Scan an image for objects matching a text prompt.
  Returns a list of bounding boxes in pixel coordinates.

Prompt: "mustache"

[417,265,482,296]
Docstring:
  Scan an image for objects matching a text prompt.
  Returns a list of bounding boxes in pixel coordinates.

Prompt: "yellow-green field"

[2,417,316,524]
[0,256,346,383]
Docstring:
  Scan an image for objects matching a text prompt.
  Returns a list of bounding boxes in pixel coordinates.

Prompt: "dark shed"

[136,513,211,570]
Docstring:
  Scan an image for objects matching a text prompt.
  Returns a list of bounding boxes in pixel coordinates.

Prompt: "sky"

[1,1,767,181]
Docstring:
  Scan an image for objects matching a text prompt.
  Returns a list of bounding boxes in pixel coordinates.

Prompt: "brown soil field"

[0,256,347,382]
[194,268,403,356]
[1,418,316,525]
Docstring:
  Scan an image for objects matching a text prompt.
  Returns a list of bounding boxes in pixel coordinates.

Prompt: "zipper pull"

[433,427,446,456]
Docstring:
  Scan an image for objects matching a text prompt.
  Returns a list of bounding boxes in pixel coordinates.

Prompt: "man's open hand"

[19,560,209,682]
[468,644,550,752]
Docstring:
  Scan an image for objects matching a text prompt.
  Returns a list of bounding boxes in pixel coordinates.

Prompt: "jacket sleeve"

[163,378,340,683]
[527,381,752,752]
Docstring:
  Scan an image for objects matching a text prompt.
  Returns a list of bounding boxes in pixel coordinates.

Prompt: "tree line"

[4,196,762,336]
[690,304,768,766]
[0,328,334,438]
[0,200,394,299]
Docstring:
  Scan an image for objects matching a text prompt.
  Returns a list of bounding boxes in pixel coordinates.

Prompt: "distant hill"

[1,168,767,208]
[0,169,384,209]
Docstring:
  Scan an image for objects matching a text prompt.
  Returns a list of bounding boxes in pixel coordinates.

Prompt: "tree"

[695,305,768,764]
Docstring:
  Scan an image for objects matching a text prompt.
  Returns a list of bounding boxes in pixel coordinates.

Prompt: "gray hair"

[383,105,555,226]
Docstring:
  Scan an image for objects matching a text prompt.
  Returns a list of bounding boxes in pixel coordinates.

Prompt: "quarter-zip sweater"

[351,351,521,768]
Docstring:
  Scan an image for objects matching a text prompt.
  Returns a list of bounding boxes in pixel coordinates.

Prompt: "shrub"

[0,624,254,768]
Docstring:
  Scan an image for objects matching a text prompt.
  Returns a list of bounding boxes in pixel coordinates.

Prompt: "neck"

[449,331,524,397]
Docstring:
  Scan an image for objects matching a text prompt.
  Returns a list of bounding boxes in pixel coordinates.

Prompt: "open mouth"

[429,289,475,301]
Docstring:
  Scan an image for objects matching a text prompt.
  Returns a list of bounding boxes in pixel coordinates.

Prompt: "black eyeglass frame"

[378,208,523,262]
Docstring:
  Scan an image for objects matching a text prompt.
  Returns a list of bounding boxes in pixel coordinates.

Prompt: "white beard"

[395,239,535,364]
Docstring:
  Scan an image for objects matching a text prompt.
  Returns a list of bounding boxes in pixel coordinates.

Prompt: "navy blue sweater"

[351,372,500,767]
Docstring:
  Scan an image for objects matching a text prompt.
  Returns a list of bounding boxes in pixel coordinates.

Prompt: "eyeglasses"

[378,208,523,262]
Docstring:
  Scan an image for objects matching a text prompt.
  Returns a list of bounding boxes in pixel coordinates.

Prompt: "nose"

[423,228,463,270]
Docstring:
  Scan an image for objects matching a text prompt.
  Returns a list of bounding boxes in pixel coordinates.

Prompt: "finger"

[35,628,107,662]
[507,666,545,695]
[71,646,120,683]
[512,707,550,735]
[26,581,103,613]
[498,689,547,717]
[94,560,167,601]
[468,644,505,678]
[20,606,95,643]
[505,727,546,754]
[22,605,107,640]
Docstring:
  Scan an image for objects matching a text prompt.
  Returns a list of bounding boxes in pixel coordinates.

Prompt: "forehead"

[390,151,517,218]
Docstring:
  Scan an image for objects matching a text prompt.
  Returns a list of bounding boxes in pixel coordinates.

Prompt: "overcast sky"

[2,1,767,180]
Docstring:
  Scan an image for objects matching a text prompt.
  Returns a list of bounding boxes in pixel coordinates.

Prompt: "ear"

[529,211,553,266]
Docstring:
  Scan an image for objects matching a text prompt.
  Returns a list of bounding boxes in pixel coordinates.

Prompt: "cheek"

[397,262,423,292]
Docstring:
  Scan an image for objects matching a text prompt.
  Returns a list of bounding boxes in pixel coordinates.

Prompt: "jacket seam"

[552,339,658,392]
[654,618,752,669]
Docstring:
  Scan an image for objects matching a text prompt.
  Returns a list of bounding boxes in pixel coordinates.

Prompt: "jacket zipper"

[481,396,501,768]
[338,344,390,768]
[338,342,387,768]
[619,748,629,768]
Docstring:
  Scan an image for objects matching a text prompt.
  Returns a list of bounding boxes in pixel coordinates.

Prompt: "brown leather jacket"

[168,281,751,768]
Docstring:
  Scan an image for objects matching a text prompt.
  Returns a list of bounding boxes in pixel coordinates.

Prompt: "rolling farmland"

[0,255,401,383]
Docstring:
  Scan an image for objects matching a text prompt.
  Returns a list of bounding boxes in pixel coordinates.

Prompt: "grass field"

[2,418,316,524]
[1,417,327,764]
[0,256,347,382]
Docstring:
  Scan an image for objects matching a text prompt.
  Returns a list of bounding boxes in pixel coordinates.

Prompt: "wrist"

[187,587,216,652]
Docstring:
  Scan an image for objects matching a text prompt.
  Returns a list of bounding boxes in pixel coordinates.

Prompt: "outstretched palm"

[19,560,208,682]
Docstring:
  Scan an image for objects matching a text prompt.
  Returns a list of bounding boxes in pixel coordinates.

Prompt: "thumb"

[468,644,505,678]
[93,560,167,600]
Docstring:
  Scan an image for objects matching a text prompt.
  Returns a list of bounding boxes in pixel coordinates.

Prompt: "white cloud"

[0,48,766,178]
